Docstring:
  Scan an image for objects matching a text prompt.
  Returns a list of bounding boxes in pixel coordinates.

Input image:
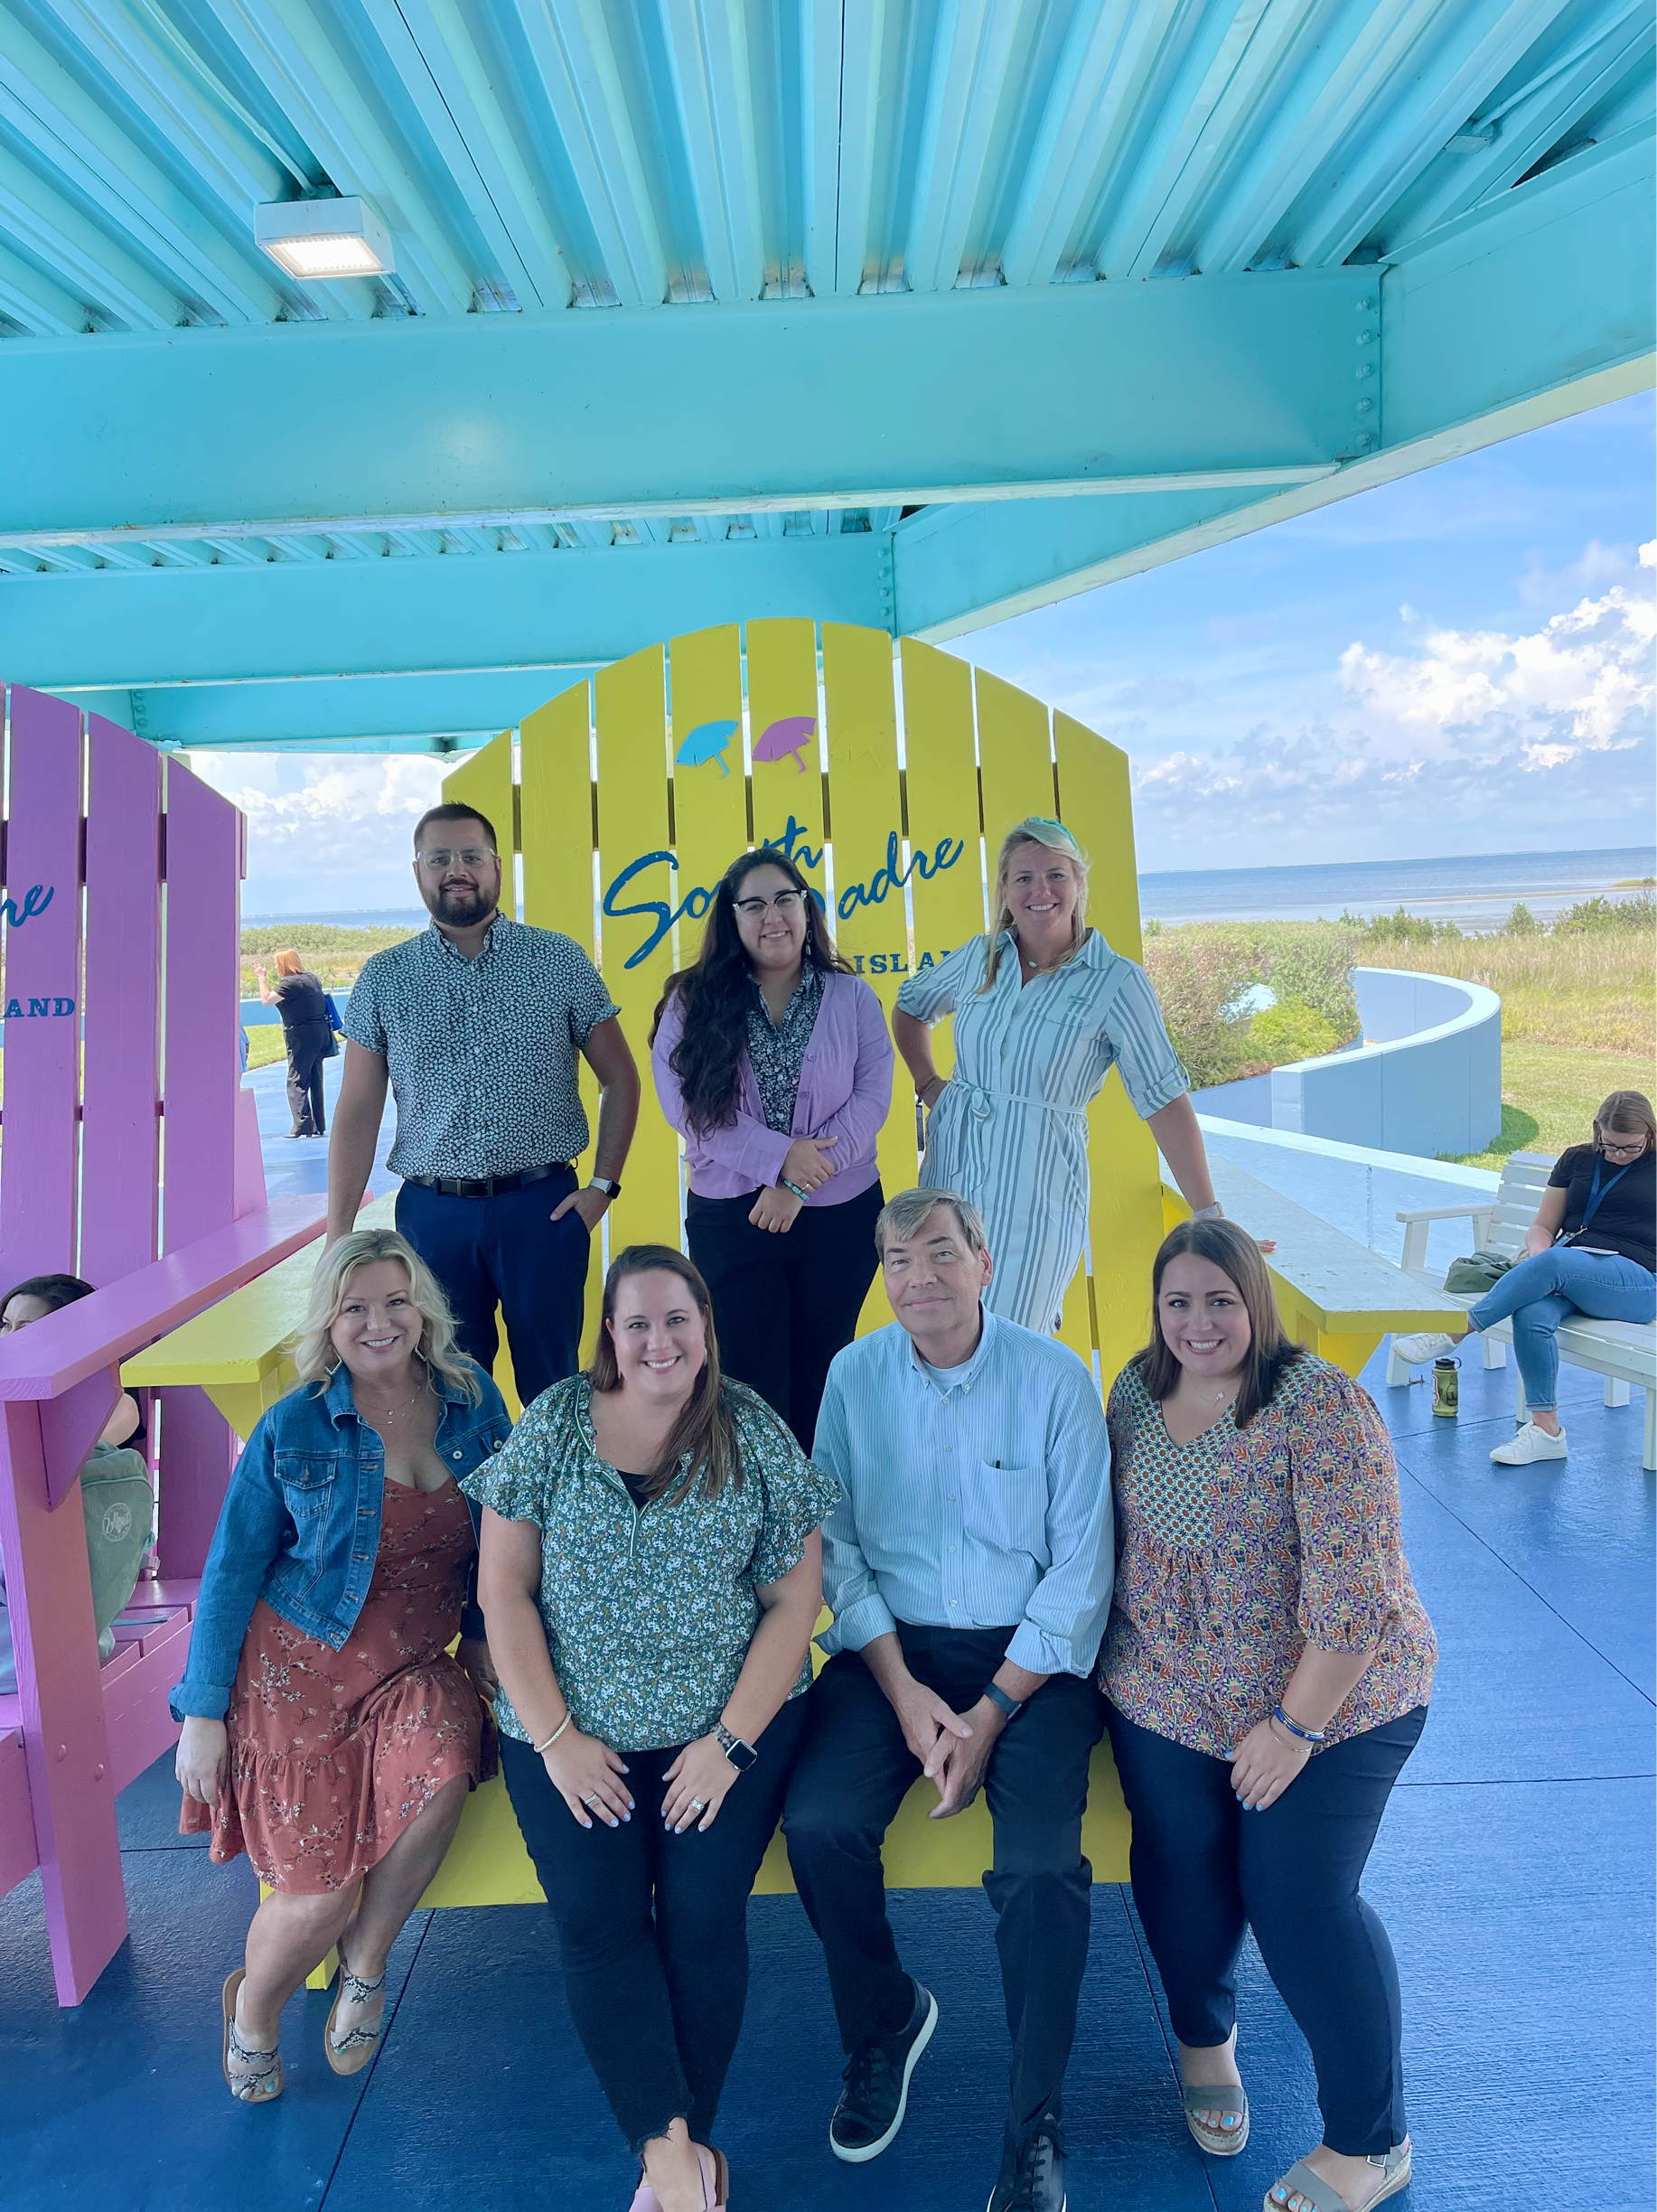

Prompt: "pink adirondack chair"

[0,687,328,2003]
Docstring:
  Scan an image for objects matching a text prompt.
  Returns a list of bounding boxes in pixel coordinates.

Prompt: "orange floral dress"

[181,1476,492,1892]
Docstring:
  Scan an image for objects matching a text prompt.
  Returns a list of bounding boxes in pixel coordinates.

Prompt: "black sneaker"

[828,1978,939,2162]
[987,2122,1067,2212]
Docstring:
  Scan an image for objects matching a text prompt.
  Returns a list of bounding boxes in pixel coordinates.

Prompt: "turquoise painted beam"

[118,665,604,748]
[904,132,1656,638]
[0,270,1372,539]
[5,534,883,693]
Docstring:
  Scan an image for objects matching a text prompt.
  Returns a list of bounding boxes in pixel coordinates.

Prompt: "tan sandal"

[221,1969,283,2104]
[1183,2078,1249,2154]
[1266,2142,1412,2212]
[324,1951,388,2076]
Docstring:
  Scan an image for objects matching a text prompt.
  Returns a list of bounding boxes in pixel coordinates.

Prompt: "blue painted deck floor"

[5,1350,1652,2212]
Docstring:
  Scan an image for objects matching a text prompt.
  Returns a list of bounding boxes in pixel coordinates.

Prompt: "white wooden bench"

[1389,1150,1656,1468]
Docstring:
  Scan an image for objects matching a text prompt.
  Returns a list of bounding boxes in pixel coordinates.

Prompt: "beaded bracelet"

[1271,1703,1325,1746]
[781,1178,812,1202]
[533,1713,572,1756]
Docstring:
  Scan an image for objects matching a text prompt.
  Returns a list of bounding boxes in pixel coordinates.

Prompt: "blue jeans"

[1468,1246,1656,1413]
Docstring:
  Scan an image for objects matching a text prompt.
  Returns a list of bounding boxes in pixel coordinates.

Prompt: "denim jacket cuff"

[168,1679,232,1723]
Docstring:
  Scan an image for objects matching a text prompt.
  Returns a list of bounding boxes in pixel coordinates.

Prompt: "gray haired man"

[783,1187,1114,2212]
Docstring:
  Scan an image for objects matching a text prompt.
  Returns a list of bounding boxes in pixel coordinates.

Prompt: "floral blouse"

[746,965,824,1134]
[463,1375,840,1752]
[1100,1354,1436,1757]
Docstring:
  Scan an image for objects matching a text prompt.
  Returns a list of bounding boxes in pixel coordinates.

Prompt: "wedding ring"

[689,1799,707,1811]
[580,1792,598,1805]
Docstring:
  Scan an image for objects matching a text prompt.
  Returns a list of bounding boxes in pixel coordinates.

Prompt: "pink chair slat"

[0,687,85,1281]
[0,1723,36,1898]
[0,1398,126,2001]
[80,717,164,1285]
[154,1384,236,1579]
[160,762,242,1253]
[102,1612,192,1795]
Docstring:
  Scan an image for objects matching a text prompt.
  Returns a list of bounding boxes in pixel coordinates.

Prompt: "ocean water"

[1137,845,1655,932]
[248,846,1657,935]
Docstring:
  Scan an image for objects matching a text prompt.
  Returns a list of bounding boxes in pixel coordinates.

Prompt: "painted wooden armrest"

[0,1195,327,1504]
[1394,1202,1490,1223]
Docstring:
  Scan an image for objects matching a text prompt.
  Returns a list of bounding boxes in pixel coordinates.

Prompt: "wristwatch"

[983,1682,1024,1721]
[588,1176,622,1199]
[713,1721,759,1771]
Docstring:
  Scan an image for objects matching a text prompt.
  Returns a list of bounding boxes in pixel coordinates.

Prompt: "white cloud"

[187,752,450,913]
[1123,548,1655,857]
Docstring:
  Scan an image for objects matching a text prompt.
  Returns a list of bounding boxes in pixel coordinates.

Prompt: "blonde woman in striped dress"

[893,818,1220,1335]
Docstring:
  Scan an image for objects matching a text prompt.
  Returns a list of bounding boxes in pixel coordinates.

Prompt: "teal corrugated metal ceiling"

[0,0,1649,582]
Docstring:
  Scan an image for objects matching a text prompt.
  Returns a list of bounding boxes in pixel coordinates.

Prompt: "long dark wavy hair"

[1137,1217,1303,1431]
[586,1244,742,1504]
[650,848,854,1134]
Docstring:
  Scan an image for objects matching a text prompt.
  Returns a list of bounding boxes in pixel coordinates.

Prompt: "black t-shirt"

[274,970,329,1031]
[617,1469,654,1511]
[1548,1143,1655,1274]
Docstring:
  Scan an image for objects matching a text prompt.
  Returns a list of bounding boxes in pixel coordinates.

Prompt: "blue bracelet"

[781,1178,811,1202]
[1271,1703,1325,1746]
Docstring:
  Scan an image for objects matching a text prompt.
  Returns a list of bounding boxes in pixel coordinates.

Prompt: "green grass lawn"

[243,1026,291,1072]
[1441,1042,1657,1171]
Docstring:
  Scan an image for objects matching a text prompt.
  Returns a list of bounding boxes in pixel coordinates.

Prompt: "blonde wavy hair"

[979,817,1091,991]
[295,1228,480,1401]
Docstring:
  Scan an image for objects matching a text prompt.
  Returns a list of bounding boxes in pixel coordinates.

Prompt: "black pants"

[1104,1700,1428,2158]
[501,1697,809,2155]
[783,1625,1105,2142]
[284,1022,330,1136]
[396,1168,587,1408]
[687,1179,882,1451]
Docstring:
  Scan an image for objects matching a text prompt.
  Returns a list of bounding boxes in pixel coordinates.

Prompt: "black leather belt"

[405,1163,571,1198]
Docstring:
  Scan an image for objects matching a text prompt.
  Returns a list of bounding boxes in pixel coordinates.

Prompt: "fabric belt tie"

[404,1162,571,1198]
[950,1079,1085,1125]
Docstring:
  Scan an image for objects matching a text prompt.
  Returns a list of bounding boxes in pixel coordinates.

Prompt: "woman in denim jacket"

[171,1227,509,2104]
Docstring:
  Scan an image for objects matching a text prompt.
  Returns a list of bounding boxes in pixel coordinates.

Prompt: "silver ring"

[689,1799,706,1811]
[580,1792,598,1805]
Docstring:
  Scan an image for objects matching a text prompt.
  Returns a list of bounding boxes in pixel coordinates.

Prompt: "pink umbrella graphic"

[753,715,816,773]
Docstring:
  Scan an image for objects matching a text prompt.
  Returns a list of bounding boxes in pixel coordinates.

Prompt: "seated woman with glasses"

[651,848,893,1451]
[1392,1088,1656,1463]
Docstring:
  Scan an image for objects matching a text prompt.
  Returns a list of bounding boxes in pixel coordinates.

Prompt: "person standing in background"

[651,848,894,1451]
[254,948,332,1139]
[893,817,1219,1336]
[327,802,641,1409]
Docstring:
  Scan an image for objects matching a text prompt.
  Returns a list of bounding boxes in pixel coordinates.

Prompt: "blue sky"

[200,391,1654,913]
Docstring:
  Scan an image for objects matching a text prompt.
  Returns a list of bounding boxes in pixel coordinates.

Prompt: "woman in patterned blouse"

[1099,1219,1436,2212]
[468,1244,839,2212]
[651,848,893,1451]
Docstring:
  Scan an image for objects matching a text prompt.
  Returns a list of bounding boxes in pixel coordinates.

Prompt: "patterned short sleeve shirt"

[344,917,619,1178]
[462,1373,841,1751]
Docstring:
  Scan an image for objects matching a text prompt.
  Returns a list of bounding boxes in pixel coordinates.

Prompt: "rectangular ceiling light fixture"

[255,197,395,278]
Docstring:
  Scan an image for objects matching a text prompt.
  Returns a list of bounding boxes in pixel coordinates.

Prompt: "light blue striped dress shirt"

[814,1309,1115,1679]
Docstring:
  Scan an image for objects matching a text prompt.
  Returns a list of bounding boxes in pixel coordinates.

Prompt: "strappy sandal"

[1266,2142,1412,2212]
[1183,2078,1249,2154]
[323,1952,388,2076]
[221,1969,283,2104]
[695,2144,729,2210]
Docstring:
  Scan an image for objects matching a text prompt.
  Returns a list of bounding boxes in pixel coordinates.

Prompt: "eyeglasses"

[733,888,804,918]
[416,848,496,873]
[1598,1135,1647,1158]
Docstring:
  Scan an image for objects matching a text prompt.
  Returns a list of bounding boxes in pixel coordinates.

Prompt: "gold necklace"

[359,1376,428,1428]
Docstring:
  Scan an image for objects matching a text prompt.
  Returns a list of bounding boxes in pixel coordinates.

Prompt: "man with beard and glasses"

[328,803,641,1407]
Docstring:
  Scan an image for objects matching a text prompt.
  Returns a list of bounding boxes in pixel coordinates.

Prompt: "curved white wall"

[1192,967,1503,1160]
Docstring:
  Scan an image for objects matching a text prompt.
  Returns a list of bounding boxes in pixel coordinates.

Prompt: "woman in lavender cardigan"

[651,849,894,1452]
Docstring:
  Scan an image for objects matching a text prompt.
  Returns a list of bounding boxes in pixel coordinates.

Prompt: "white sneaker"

[1490,1420,1568,1465]
[1392,1331,1459,1364]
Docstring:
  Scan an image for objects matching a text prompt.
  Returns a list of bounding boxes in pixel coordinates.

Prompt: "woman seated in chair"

[467,1243,838,2212]
[1392,1088,1655,1463]
[171,1228,509,2103]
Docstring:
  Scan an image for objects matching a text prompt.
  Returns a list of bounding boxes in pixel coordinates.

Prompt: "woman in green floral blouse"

[468,1243,838,2212]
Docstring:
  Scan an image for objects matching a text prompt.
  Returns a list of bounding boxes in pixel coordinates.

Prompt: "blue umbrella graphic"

[675,718,739,778]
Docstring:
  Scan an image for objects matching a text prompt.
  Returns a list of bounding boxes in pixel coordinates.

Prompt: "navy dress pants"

[783,1624,1105,2145]
[501,1697,809,2155]
[1105,1699,1428,2159]
[396,1167,587,1408]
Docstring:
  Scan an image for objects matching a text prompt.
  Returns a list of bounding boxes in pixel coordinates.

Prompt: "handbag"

[322,991,343,1060]
[1443,1250,1512,1296]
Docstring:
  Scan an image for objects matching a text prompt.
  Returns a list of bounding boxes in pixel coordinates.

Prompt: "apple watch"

[588,1176,622,1199]
[713,1721,759,1771]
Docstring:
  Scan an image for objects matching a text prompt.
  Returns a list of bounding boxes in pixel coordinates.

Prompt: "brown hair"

[1593,1090,1655,1154]
[272,947,304,978]
[413,801,498,852]
[1137,1216,1303,1430]
[587,1245,743,1504]
[979,818,1091,991]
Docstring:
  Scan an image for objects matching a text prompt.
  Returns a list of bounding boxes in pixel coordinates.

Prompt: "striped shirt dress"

[895,930,1188,1334]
